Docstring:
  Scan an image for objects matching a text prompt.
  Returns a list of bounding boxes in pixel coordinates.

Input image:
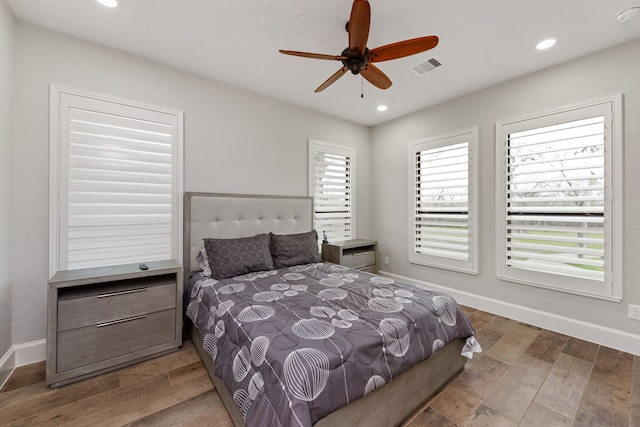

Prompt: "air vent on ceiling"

[411,58,442,75]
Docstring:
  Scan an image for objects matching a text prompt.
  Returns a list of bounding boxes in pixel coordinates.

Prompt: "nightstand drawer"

[322,239,378,273]
[57,309,176,372]
[57,281,176,332]
[341,250,376,269]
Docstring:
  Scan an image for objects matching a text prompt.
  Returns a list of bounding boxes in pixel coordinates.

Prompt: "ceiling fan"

[279,0,439,93]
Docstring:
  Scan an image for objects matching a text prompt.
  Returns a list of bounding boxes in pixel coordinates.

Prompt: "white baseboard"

[0,339,46,390]
[14,339,46,366]
[379,270,640,356]
[0,346,16,390]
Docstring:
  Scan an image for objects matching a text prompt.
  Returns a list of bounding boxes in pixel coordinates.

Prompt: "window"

[409,128,478,273]
[496,95,622,299]
[49,86,183,275]
[308,140,355,244]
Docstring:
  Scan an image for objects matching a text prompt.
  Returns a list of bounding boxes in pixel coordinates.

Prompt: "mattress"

[185,262,477,427]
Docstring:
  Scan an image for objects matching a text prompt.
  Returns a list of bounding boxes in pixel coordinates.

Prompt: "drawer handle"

[96,314,147,328]
[97,287,147,298]
[352,251,371,256]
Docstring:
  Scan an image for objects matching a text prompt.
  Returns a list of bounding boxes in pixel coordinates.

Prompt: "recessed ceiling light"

[536,38,556,50]
[96,0,120,7]
[616,6,640,22]
[377,105,388,112]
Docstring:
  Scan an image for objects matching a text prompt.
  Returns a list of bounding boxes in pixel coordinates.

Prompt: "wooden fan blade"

[348,0,370,55]
[361,63,392,90]
[369,36,439,62]
[315,67,348,92]
[279,50,347,61]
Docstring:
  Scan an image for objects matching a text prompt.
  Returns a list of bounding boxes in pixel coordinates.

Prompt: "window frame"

[308,139,355,245]
[495,94,623,300]
[408,127,479,274]
[49,85,184,276]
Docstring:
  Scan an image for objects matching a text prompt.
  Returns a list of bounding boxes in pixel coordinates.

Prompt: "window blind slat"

[507,224,603,235]
[415,248,469,260]
[507,241,604,257]
[416,198,469,205]
[507,162,604,177]
[415,213,469,220]
[68,223,171,238]
[508,151,604,169]
[68,192,171,204]
[417,162,468,175]
[508,173,604,187]
[69,134,172,155]
[507,259,604,281]
[416,180,468,190]
[507,250,604,269]
[508,206,603,214]
[69,234,171,250]
[508,184,604,195]
[70,107,173,134]
[68,180,171,194]
[69,203,171,215]
[416,241,469,252]
[416,233,469,244]
[69,214,171,226]
[68,245,171,265]
[507,214,603,224]
[509,232,602,246]
[68,255,170,271]
[69,140,172,163]
[69,169,171,185]
[69,157,171,174]
[416,207,469,213]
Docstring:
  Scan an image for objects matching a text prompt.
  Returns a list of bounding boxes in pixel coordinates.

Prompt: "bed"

[183,192,479,427]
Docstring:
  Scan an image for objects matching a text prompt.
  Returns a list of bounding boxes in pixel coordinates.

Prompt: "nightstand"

[321,239,378,273]
[46,260,183,388]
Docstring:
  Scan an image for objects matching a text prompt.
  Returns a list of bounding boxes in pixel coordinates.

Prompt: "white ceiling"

[6,0,640,126]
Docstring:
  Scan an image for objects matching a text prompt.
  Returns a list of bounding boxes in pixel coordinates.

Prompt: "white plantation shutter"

[409,129,478,273]
[496,96,622,299]
[506,117,605,279]
[309,140,354,243]
[50,86,183,274]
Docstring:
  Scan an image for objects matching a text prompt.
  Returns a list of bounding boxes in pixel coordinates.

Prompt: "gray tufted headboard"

[183,192,313,281]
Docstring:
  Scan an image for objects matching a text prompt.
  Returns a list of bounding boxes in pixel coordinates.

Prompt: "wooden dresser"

[46,260,183,387]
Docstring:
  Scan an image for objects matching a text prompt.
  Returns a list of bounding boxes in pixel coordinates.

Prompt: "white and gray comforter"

[185,262,477,427]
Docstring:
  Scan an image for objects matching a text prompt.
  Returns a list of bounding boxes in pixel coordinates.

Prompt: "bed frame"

[183,192,467,427]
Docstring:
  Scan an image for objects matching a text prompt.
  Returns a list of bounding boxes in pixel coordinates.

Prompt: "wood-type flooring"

[1,307,638,426]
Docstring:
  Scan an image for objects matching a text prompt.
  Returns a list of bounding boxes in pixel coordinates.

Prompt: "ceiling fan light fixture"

[279,0,439,93]
[96,0,120,8]
[536,38,556,50]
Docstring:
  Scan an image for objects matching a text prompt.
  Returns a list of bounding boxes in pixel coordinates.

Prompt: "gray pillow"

[270,230,319,268]
[204,234,274,279]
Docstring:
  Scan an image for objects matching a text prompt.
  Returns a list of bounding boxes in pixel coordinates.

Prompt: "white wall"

[371,38,640,353]
[11,23,371,345]
[0,0,15,364]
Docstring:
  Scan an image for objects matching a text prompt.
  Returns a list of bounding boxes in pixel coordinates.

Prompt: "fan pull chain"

[361,77,364,99]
